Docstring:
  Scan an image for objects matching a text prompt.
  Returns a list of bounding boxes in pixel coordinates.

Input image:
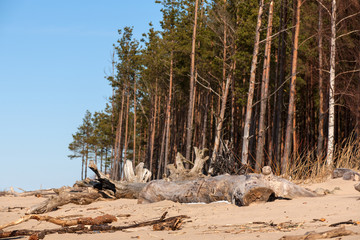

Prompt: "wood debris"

[329,219,359,227]
[0,212,189,239]
[279,226,356,240]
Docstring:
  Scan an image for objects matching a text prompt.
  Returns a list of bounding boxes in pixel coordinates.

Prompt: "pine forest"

[68,0,360,181]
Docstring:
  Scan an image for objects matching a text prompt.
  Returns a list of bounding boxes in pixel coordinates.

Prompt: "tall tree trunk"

[164,51,174,175]
[122,91,130,180]
[81,147,85,180]
[317,2,325,159]
[201,89,210,149]
[186,0,199,162]
[85,144,88,179]
[209,72,232,172]
[112,88,125,180]
[158,118,167,179]
[326,0,336,167]
[282,0,301,174]
[271,0,288,172]
[241,0,265,165]
[256,0,274,172]
[148,80,158,176]
[133,78,137,168]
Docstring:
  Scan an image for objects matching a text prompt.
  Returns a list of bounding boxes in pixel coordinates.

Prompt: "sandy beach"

[1,178,359,240]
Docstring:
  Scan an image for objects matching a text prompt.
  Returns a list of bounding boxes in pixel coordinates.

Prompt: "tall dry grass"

[284,134,360,182]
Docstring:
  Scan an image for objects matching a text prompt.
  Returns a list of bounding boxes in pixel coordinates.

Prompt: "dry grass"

[284,135,360,182]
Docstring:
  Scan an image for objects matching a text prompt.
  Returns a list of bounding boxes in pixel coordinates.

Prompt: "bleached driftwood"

[27,187,105,214]
[166,147,209,181]
[0,214,116,230]
[123,160,152,183]
[280,226,356,240]
[138,166,317,205]
[28,149,318,213]
[0,212,188,239]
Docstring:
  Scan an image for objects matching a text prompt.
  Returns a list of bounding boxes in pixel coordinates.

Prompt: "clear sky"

[0,0,162,191]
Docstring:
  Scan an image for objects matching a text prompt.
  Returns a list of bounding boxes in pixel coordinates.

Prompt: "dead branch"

[0,213,189,239]
[0,214,116,230]
[279,227,356,240]
[329,220,359,227]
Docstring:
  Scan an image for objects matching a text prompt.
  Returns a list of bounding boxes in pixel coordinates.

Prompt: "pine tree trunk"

[164,51,174,175]
[186,0,199,162]
[201,89,210,149]
[282,0,301,174]
[209,73,232,171]
[326,0,336,167]
[148,80,158,176]
[271,0,288,172]
[122,91,130,180]
[133,79,137,168]
[256,0,274,172]
[317,2,325,159]
[113,88,125,180]
[241,0,265,165]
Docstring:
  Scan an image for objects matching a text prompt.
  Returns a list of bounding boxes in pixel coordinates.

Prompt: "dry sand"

[1,178,359,240]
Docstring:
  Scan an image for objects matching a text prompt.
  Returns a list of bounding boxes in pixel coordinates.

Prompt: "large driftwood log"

[138,166,317,205]
[28,150,318,213]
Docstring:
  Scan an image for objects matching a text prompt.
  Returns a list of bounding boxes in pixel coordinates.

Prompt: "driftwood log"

[138,166,317,205]
[280,226,356,240]
[27,149,318,213]
[27,160,150,214]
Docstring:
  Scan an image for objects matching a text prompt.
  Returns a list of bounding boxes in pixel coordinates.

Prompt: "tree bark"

[256,0,274,172]
[282,0,301,174]
[112,88,125,180]
[241,0,265,166]
[139,166,317,205]
[271,0,288,172]
[186,0,199,162]
[317,2,325,159]
[326,0,336,167]
[209,73,231,173]
[164,51,174,175]
[133,78,137,168]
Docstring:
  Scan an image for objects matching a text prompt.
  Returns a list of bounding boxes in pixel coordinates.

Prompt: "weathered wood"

[27,187,105,214]
[138,175,315,205]
[0,214,116,230]
[123,160,152,183]
[280,227,356,240]
[139,167,317,205]
[28,156,318,214]
[0,213,189,239]
[167,147,208,181]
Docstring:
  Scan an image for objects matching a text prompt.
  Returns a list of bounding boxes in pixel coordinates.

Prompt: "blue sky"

[0,0,162,190]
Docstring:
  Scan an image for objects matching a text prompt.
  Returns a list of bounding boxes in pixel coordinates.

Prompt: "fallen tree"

[27,148,318,214]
